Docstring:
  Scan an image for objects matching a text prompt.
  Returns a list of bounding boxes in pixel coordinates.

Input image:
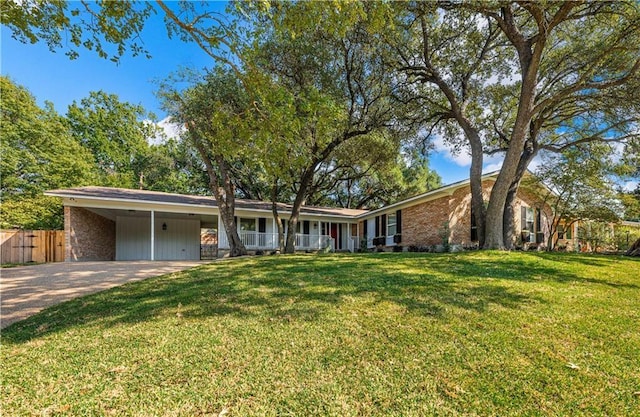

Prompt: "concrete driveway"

[0,261,208,329]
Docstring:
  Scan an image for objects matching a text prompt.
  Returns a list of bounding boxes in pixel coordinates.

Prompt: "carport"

[45,187,219,262]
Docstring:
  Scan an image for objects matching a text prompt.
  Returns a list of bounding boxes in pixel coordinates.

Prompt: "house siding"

[65,206,115,261]
[448,181,494,245]
[401,196,450,247]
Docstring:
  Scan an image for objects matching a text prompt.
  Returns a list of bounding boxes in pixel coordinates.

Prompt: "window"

[240,218,256,232]
[557,225,565,240]
[558,224,572,240]
[521,207,535,242]
[387,213,397,236]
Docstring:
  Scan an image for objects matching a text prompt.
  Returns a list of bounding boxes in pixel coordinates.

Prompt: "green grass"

[2,252,639,416]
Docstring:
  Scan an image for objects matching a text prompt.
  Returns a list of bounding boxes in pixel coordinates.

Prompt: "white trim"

[621,220,640,228]
[150,210,155,261]
[47,193,359,222]
[356,172,500,220]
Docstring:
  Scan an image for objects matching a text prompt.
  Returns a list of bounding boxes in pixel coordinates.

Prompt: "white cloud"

[482,161,503,173]
[147,116,184,145]
[432,135,472,166]
[622,180,638,192]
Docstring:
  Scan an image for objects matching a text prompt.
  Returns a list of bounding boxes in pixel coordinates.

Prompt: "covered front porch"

[219,216,359,252]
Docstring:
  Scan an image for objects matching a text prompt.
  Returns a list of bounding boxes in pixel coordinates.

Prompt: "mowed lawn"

[2,252,639,416]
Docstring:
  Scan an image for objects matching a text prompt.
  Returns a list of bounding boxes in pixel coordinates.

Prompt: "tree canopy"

[0,76,97,229]
[4,1,638,252]
[1,77,204,229]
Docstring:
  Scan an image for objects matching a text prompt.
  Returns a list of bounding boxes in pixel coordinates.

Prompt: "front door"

[331,224,340,250]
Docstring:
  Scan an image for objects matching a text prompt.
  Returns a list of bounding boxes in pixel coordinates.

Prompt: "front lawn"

[2,252,639,416]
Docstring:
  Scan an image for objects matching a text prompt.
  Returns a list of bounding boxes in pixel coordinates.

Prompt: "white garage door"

[116,216,200,260]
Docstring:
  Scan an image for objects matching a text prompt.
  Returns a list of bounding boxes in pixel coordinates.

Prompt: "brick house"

[46,172,554,261]
[358,172,553,250]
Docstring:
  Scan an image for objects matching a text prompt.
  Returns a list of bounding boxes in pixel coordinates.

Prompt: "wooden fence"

[0,230,65,264]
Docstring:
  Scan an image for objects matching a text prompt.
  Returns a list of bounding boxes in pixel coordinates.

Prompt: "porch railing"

[238,232,334,251]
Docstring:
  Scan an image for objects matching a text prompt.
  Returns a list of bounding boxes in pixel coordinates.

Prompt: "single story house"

[45,172,554,261]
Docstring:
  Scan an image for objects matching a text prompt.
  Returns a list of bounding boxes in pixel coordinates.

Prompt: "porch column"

[329,221,333,250]
[272,217,277,249]
[150,210,155,261]
[347,223,351,252]
[217,212,221,248]
[318,220,321,249]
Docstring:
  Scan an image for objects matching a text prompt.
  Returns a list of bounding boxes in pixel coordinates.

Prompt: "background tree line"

[3,1,639,254]
[0,76,207,229]
[1,74,437,232]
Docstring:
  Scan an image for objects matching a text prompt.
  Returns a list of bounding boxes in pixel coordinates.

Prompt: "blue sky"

[1,3,481,185]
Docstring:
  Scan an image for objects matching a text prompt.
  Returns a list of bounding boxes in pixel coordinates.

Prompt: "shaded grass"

[2,252,639,416]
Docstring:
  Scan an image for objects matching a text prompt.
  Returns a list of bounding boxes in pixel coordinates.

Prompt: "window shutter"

[396,210,402,234]
[381,214,387,236]
[535,208,543,243]
[520,207,527,231]
[470,207,478,242]
[375,216,380,237]
[303,220,310,235]
[258,218,266,233]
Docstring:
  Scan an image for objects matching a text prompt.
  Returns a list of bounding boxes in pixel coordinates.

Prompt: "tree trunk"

[271,183,285,252]
[214,155,248,257]
[484,141,527,249]
[625,237,640,256]
[192,135,247,257]
[284,167,316,253]
[468,133,486,247]
[503,142,537,249]
[484,86,537,248]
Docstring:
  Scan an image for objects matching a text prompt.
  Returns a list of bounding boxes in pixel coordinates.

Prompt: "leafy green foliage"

[528,145,624,250]
[66,91,160,188]
[614,224,640,251]
[0,76,97,229]
[2,1,155,62]
[1,78,205,229]
[0,195,65,230]
[0,77,97,198]
[309,147,441,209]
[3,253,639,415]
[619,189,640,222]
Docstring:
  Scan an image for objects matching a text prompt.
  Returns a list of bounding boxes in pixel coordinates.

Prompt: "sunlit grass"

[2,252,639,416]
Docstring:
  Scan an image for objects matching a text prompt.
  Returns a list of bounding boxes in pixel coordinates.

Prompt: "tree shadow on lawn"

[411,251,640,288]
[4,252,626,343]
[527,251,640,273]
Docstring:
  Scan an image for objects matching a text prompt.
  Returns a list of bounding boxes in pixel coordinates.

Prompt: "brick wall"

[65,206,115,261]
[448,181,494,245]
[401,195,450,247]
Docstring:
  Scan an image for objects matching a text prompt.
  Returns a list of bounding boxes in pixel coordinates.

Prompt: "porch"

[237,232,335,251]
[219,217,360,253]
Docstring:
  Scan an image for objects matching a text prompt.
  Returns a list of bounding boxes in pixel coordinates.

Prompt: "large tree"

[244,2,409,253]
[161,68,253,257]
[0,76,97,229]
[384,1,640,249]
[66,91,163,189]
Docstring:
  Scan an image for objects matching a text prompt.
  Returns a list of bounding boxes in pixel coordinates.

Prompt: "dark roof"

[45,186,368,218]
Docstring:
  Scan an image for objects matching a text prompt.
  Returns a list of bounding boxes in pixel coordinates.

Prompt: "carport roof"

[46,186,369,218]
